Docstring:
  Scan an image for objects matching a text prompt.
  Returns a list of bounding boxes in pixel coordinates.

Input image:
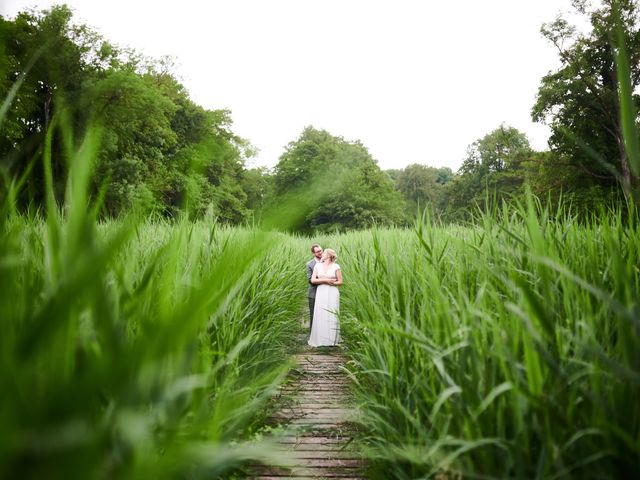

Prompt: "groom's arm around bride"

[306,244,323,329]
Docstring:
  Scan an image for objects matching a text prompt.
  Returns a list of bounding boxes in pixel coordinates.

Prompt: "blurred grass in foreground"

[0,115,308,479]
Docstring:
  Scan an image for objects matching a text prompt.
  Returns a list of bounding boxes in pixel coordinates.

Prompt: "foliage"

[0,124,305,478]
[521,150,623,214]
[445,125,533,221]
[393,164,453,220]
[338,199,640,479]
[532,0,640,195]
[272,126,405,232]
[241,166,275,219]
[83,69,177,214]
[0,5,105,203]
[0,6,251,221]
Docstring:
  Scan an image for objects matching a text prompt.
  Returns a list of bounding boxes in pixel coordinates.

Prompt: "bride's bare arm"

[310,266,332,285]
[332,269,343,286]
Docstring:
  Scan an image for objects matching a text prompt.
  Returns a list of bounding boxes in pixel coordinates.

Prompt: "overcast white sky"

[2,0,580,172]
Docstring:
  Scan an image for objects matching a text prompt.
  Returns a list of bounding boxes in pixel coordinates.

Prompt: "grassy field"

[0,210,310,478]
[4,13,640,477]
[1,115,638,480]
[2,164,639,480]
[334,202,640,479]
[2,183,640,480]
[0,118,324,478]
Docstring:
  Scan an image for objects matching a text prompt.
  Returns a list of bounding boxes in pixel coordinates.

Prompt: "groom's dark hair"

[311,244,321,253]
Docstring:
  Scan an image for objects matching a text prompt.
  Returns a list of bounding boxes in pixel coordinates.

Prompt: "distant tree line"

[1,1,639,232]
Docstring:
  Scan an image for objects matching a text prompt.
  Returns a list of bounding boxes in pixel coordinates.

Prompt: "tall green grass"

[0,123,308,479]
[338,200,639,479]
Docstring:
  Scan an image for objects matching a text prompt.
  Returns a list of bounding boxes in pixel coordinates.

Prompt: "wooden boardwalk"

[251,347,365,479]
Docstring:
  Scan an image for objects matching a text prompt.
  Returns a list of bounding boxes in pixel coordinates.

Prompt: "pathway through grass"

[251,327,365,479]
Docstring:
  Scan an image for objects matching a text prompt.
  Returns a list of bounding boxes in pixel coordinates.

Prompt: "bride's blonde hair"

[323,248,337,262]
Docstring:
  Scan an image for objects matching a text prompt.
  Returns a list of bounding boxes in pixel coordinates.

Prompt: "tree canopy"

[2,2,638,229]
[444,125,533,219]
[273,126,404,232]
[532,0,640,195]
[392,164,453,218]
[0,5,252,221]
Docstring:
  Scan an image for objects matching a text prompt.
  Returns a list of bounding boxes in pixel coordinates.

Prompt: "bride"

[308,248,343,347]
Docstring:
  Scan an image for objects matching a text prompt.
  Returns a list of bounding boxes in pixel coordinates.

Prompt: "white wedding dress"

[308,263,341,347]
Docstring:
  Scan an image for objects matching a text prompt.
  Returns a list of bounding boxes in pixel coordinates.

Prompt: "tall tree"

[459,124,532,176]
[394,164,453,218]
[1,6,252,221]
[241,166,274,215]
[0,5,117,204]
[446,125,532,219]
[532,0,640,195]
[273,126,404,232]
[83,70,177,215]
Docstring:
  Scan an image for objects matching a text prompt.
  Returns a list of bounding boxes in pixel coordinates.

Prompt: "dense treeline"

[1,1,639,231]
[391,0,639,222]
[0,5,251,221]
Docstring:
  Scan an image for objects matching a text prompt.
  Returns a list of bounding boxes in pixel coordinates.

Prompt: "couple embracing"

[306,244,343,347]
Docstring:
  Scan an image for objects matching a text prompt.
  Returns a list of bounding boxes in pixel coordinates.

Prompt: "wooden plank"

[282,408,355,414]
[252,477,364,480]
[281,384,350,389]
[256,459,362,468]
[284,445,358,453]
[276,436,353,444]
[281,387,350,392]
[272,413,356,422]
[289,418,350,425]
[253,466,364,477]
[272,450,361,460]
[256,346,365,478]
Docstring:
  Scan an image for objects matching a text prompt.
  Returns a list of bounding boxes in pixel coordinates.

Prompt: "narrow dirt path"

[251,347,366,479]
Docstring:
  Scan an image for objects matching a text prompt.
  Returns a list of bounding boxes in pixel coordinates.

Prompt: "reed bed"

[338,201,640,479]
[0,208,307,479]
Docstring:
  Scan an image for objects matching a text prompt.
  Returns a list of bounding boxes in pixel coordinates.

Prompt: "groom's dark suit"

[306,258,319,328]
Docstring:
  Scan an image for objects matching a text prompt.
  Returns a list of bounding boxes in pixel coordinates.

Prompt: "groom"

[306,244,323,329]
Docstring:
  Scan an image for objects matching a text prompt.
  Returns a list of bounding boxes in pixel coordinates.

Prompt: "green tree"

[145,69,251,221]
[274,127,338,194]
[394,164,453,219]
[384,168,400,183]
[532,0,640,195]
[241,166,275,216]
[446,125,532,220]
[459,124,532,175]
[1,6,252,222]
[520,150,621,213]
[435,166,454,184]
[0,5,118,204]
[83,70,177,215]
[273,126,404,232]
